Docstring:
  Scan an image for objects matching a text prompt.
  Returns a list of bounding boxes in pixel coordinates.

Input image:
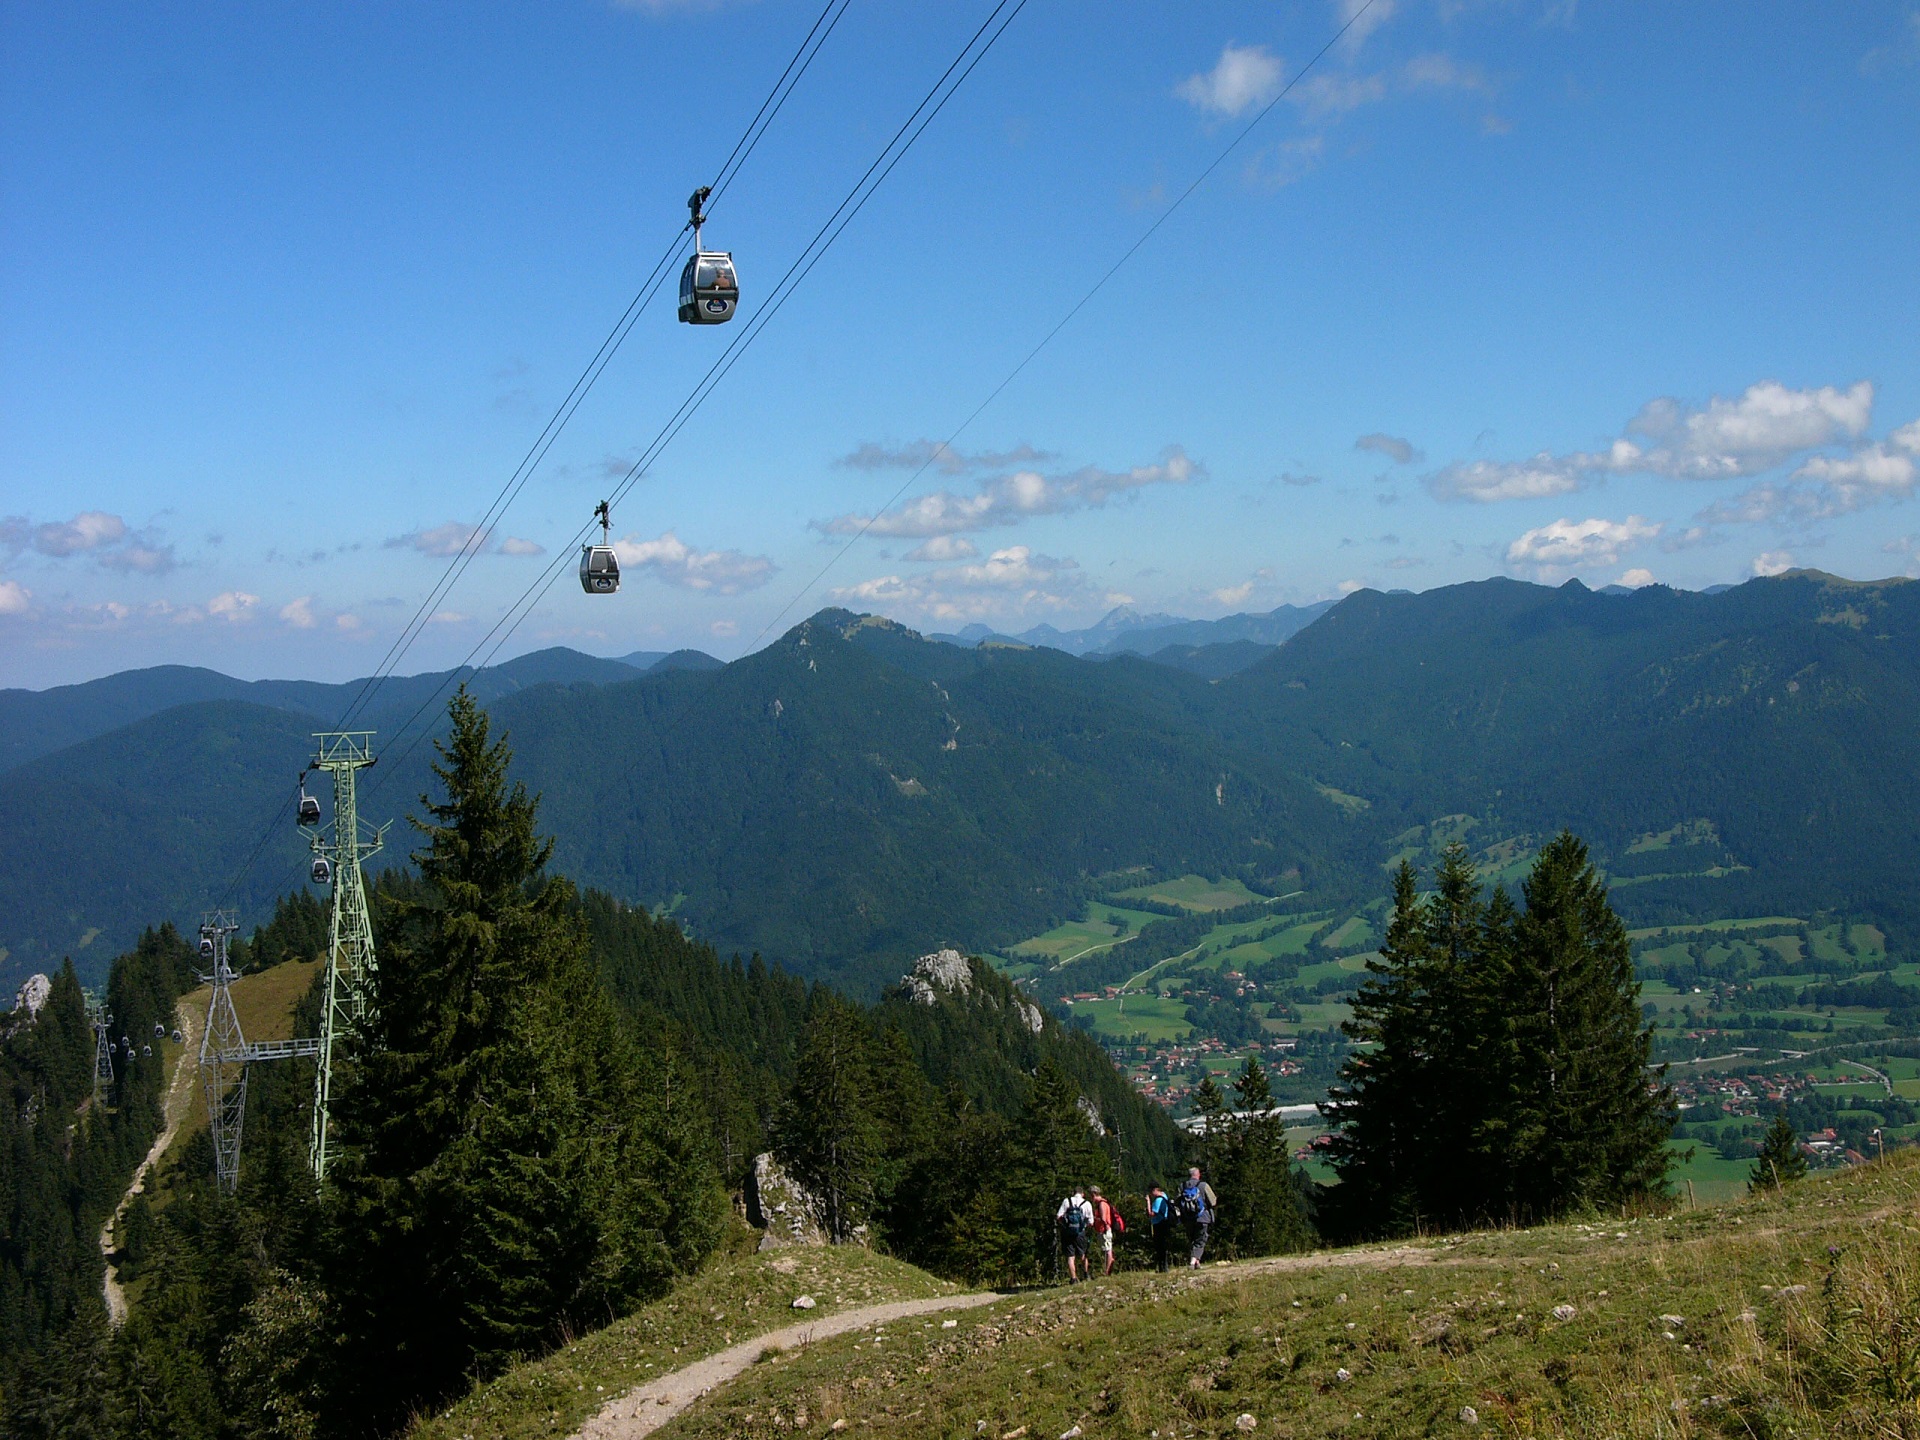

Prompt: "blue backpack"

[1061,1198,1089,1238]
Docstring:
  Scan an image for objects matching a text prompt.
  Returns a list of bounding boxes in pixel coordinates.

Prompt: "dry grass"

[659,1153,1920,1439]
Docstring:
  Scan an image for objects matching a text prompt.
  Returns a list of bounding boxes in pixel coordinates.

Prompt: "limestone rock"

[746,1152,828,1250]
[12,974,50,1021]
[903,948,972,1004]
[1076,1095,1108,1138]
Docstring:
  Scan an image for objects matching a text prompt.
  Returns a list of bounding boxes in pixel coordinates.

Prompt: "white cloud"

[826,546,1089,622]
[903,535,978,562]
[1626,380,1873,479]
[387,521,483,558]
[815,447,1200,539]
[1752,550,1794,577]
[206,591,259,622]
[17,510,127,557]
[710,619,739,638]
[1355,432,1420,465]
[335,613,363,632]
[97,542,177,574]
[499,536,545,556]
[613,531,776,594]
[1618,568,1656,588]
[429,611,469,625]
[1337,0,1396,51]
[1430,380,1879,503]
[1430,453,1588,503]
[1,510,177,573]
[1290,71,1388,117]
[279,596,317,629]
[1211,581,1256,606]
[0,580,31,615]
[1506,515,1660,570]
[1243,135,1326,189]
[838,440,1053,475]
[1177,44,1285,118]
[1336,579,1365,595]
[1693,413,1919,526]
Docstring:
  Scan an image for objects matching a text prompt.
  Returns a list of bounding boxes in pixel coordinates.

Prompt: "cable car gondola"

[579,501,620,594]
[198,937,215,960]
[678,186,738,325]
[311,857,334,886]
[297,778,320,827]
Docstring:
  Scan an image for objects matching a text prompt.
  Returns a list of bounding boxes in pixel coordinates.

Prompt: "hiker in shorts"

[1179,1166,1219,1268]
[1089,1185,1125,1276]
[1056,1187,1094,1282]
[1145,1183,1173,1271]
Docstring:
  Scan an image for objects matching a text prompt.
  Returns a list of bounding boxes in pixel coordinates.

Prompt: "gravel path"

[100,999,199,1325]
[571,1290,1006,1440]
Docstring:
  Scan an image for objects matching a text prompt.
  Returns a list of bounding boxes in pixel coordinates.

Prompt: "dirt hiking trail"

[572,1291,1006,1440]
[100,999,199,1325]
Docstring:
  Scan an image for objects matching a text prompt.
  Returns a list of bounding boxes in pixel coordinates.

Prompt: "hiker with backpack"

[1055,1187,1094,1282]
[1089,1185,1125,1275]
[1177,1165,1219,1268]
[1145,1183,1173,1271]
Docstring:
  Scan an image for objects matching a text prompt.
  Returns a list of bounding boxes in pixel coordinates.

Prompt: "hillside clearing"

[653,1152,1920,1439]
[408,1245,961,1440]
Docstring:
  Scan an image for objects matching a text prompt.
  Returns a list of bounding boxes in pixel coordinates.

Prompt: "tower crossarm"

[245,1038,324,1062]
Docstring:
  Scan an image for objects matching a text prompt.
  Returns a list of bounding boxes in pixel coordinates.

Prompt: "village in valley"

[996,837,1919,1201]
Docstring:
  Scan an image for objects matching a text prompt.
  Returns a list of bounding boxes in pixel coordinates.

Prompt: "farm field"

[998,847,1918,1205]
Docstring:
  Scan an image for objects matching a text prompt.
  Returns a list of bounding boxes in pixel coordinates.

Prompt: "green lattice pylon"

[303,731,386,1181]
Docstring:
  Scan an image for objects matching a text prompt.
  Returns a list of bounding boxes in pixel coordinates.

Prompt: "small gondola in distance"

[580,500,620,594]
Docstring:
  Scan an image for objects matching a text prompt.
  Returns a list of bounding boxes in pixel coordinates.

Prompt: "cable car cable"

[360,0,1033,795]
[745,0,1383,648]
[208,0,863,910]
[332,0,853,732]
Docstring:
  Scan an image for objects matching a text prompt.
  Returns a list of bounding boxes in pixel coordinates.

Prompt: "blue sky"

[4,0,1918,687]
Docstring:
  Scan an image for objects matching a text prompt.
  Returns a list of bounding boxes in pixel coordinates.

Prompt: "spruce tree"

[1186,1073,1229,1183]
[327,690,721,1418]
[1418,843,1495,1221]
[1501,832,1674,1219]
[1010,1060,1115,1280]
[1323,860,1433,1236]
[777,993,881,1242]
[1219,1058,1315,1256]
[1750,1111,1807,1191]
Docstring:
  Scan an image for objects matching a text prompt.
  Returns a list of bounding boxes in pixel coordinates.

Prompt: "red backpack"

[1093,1197,1126,1235]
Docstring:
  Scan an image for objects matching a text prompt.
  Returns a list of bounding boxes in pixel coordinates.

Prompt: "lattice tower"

[303,731,385,1181]
[197,913,248,1193]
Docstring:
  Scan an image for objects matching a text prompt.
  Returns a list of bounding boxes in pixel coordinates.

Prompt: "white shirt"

[1057,1192,1092,1225]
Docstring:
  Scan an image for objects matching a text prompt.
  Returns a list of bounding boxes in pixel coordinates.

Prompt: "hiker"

[1056,1186,1094,1282]
[1145,1183,1173,1271]
[1178,1165,1219,1268]
[1089,1184,1125,1275]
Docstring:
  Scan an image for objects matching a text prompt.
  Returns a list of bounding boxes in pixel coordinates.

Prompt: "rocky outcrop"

[745,1152,828,1250]
[900,948,1044,1034]
[902,948,972,1004]
[12,973,50,1020]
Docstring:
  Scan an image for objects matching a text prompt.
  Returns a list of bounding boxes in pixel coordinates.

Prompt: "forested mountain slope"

[3,573,1914,991]
[1221,571,1920,931]
[0,644,677,774]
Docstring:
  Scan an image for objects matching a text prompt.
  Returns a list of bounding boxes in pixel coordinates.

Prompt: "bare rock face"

[903,948,972,1005]
[746,1152,828,1250]
[8,974,51,1027]
[1076,1095,1109,1137]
